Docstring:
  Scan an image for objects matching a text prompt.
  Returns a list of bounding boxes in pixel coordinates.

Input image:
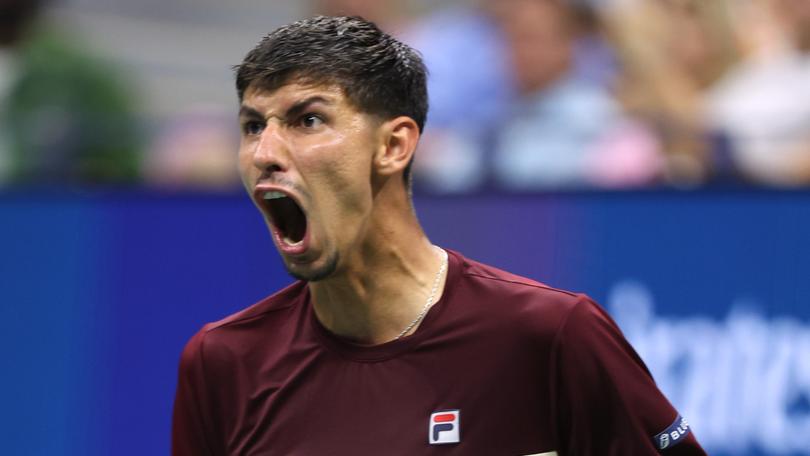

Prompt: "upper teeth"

[263,191,286,200]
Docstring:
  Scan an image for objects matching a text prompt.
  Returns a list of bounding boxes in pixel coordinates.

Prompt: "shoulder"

[456,252,584,309]
[179,281,306,367]
[204,280,305,332]
[460,254,575,295]
[450,251,592,339]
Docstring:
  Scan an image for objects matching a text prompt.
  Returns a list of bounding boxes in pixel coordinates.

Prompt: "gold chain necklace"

[395,247,448,340]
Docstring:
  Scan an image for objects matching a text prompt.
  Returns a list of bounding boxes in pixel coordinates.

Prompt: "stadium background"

[2,0,810,455]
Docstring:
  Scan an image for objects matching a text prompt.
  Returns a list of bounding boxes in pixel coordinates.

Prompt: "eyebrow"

[238,106,263,120]
[285,96,333,120]
[239,96,333,121]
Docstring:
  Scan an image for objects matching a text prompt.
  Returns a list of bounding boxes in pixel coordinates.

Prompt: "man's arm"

[549,297,706,455]
[172,329,218,456]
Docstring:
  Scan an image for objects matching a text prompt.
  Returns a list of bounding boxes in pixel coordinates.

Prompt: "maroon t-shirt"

[173,249,706,455]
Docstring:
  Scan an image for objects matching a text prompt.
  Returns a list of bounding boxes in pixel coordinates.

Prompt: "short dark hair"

[235,16,428,184]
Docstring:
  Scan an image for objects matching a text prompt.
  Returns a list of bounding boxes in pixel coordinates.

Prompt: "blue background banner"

[2,189,808,455]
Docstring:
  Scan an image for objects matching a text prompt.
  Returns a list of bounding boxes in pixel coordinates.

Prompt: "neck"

[309,185,447,345]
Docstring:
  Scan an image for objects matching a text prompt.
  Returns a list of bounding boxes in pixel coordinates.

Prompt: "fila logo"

[429,410,460,445]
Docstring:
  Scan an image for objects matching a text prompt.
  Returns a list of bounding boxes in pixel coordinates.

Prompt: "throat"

[309,245,448,344]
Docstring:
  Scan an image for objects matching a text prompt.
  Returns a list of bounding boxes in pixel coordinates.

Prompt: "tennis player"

[172,15,706,455]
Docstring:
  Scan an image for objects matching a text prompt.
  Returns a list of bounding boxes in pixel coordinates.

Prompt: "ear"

[373,116,420,179]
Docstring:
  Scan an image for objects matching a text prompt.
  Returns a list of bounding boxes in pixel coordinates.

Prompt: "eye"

[298,113,324,129]
[242,120,264,136]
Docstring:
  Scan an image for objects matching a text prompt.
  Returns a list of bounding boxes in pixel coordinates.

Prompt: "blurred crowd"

[2,0,810,191]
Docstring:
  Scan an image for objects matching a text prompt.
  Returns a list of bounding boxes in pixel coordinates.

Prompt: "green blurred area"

[2,25,141,184]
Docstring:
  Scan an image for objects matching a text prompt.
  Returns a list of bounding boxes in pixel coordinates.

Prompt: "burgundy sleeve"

[550,297,706,455]
[172,329,218,456]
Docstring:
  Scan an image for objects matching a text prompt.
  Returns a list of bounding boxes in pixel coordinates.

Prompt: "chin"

[285,251,339,282]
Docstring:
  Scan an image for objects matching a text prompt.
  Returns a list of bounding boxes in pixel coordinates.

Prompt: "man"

[172,16,706,455]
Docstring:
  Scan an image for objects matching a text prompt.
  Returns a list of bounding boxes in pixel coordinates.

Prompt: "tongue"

[271,197,306,243]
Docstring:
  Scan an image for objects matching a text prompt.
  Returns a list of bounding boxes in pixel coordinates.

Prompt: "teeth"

[263,191,287,200]
[282,235,303,246]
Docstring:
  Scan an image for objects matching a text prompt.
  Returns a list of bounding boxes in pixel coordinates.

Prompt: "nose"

[252,122,288,174]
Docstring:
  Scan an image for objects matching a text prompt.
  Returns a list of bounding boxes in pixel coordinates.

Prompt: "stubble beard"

[285,251,339,282]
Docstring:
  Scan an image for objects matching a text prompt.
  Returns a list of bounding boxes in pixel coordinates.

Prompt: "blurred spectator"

[568,0,620,89]
[407,3,515,192]
[489,0,662,189]
[0,0,141,185]
[143,106,240,190]
[705,0,810,185]
[608,0,740,185]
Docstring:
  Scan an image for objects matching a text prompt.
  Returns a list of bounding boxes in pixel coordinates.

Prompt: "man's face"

[238,83,381,281]
[496,0,573,94]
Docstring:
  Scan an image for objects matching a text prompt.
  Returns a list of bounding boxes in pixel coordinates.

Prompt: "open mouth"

[262,191,308,245]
